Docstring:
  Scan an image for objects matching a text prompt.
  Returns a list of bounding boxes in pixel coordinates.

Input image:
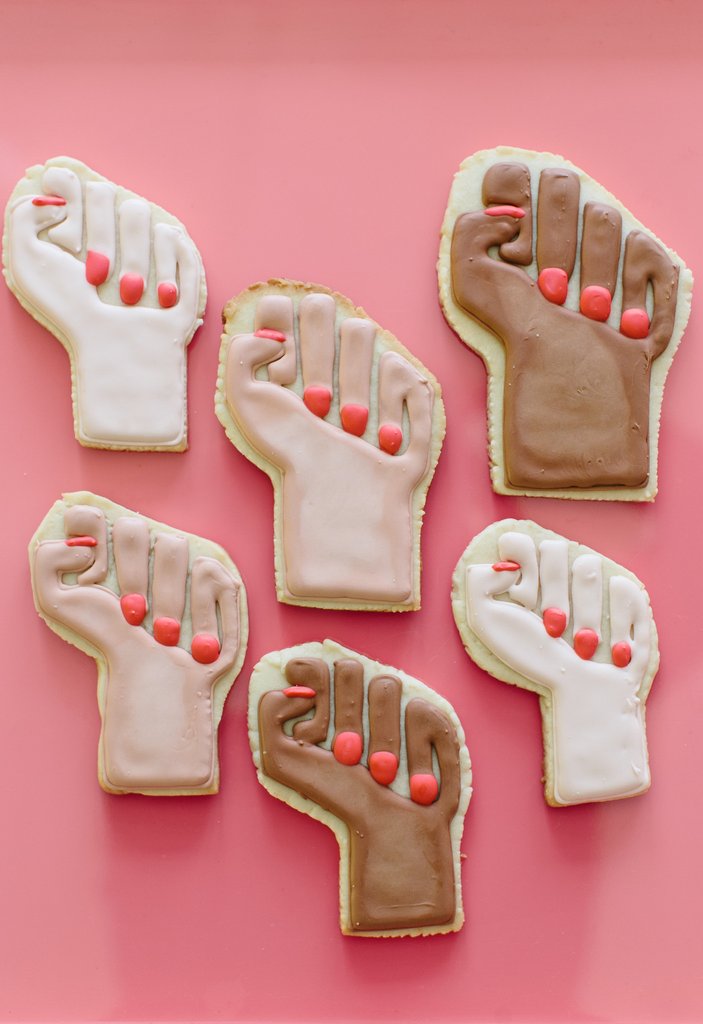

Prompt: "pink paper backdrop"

[1,1,702,1020]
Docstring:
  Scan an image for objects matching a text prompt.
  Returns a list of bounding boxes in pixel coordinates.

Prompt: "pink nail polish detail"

[303,386,332,418]
[191,633,220,664]
[574,628,599,660]
[410,773,439,805]
[378,423,402,455]
[538,267,568,305]
[85,251,110,286]
[333,731,363,766]
[492,560,521,572]
[254,329,287,343]
[120,593,147,626]
[620,307,650,339]
[368,751,398,786]
[32,195,66,206]
[543,607,567,638]
[580,285,611,322]
[340,404,368,436]
[283,685,317,699]
[65,536,97,547]
[612,641,632,668]
[158,281,178,308]
[153,616,180,646]
[120,273,144,305]
[484,205,525,218]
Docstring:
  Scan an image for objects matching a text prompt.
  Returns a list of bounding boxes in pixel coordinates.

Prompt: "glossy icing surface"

[30,493,247,794]
[249,640,472,936]
[439,147,694,500]
[217,281,445,609]
[4,158,206,450]
[453,521,658,806]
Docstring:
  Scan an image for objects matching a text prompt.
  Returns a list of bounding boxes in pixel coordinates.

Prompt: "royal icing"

[4,157,205,450]
[454,522,658,806]
[30,494,247,795]
[439,147,693,499]
[249,640,472,936]
[216,283,444,610]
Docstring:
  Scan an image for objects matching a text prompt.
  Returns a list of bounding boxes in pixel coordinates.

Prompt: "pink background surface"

[1,1,702,1020]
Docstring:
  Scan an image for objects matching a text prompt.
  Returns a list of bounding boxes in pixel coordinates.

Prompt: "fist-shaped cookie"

[439,147,693,500]
[30,493,247,795]
[4,157,206,450]
[453,520,658,806]
[249,640,471,936]
[216,281,444,610]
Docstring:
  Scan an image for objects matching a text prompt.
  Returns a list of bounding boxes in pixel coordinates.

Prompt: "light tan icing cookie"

[438,146,693,501]
[215,280,445,611]
[4,157,206,451]
[248,639,471,936]
[30,492,247,795]
[452,520,659,806]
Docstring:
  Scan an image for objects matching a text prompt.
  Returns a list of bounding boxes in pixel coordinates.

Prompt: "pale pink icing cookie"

[30,492,247,795]
[452,520,659,806]
[4,157,206,451]
[215,280,445,611]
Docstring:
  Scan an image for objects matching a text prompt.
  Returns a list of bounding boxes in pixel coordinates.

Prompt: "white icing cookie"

[215,280,445,611]
[30,492,247,796]
[438,146,693,501]
[248,639,471,937]
[4,157,206,451]
[452,520,659,806]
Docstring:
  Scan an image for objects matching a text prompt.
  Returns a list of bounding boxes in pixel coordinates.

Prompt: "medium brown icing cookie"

[248,640,472,936]
[30,492,248,795]
[215,280,445,611]
[438,147,693,500]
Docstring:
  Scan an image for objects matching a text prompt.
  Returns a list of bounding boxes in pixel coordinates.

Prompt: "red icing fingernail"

[369,751,398,786]
[379,423,402,455]
[410,773,439,805]
[333,731,363,766]
[303,386,332,418]
[492,560,520,572]
[254,329,286,343]
[153,617,180,646]
[120,593,147,626]
[620,307,650,339]
[612,641,632,668]
[580,285,611,321]
[120,273,144,305]
[543,607,567,638]
[85,250,110,286]
[283,685,317,699]
[538,267,569,305]
[341,404,369,436]
[484,205,525,218]
[191,633,220,664]
[158,281,178,308]
[65,535,97,547]
[32,195,66,206]
[574,628,599,660]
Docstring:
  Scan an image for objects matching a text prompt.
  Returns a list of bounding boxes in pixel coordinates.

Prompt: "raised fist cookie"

[30,493,247,795]
[4,157,206,450]
[216,280,444,610]
[439,147,693,500]
[249,640,471,936]
[453,520,658,806]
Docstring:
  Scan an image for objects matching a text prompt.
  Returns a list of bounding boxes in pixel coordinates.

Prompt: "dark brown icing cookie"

[439,147,693,501]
